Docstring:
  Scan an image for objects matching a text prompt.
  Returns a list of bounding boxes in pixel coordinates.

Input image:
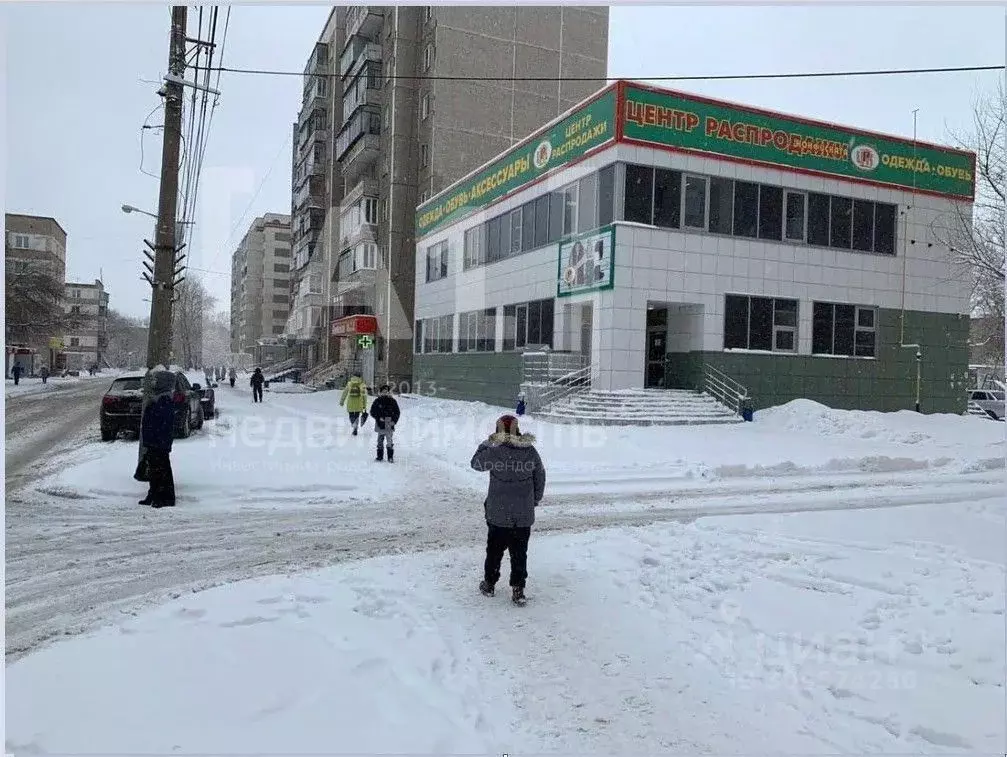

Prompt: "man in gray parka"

[471,414,546,606]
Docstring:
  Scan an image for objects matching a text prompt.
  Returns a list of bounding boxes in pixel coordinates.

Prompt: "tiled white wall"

[413,141,972,387]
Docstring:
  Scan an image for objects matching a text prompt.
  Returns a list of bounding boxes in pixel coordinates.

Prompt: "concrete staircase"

[536,388,742,426]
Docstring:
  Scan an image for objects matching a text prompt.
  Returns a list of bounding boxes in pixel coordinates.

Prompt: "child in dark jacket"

[139,374,176,508]
[368,385,401,462]
[470,414,546,605]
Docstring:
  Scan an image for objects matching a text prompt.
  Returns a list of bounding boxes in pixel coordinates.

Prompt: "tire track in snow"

[5,470,1003,663]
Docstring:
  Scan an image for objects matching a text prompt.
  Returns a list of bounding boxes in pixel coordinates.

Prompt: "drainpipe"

[384,7,398,387]
[899,110,922,412]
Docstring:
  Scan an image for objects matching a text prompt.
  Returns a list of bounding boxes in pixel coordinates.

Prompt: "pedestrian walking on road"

[339,374,368,436]
[369,384,401,462]
[11,363,22,385]
[250,367,265,403]
[39,365,49,384]
[471,414,546,606]
[228,367,236,388]
[139,369,177,508]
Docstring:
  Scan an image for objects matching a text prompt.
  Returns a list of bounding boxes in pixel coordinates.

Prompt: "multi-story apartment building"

[288,6,609,387]
[61,279,109,371]
[229,213,293,365]
[5,213,69,374]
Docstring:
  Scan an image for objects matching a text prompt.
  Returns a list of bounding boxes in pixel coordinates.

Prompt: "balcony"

[340,135,380,186]
[294,175,326,211]
[339,37,381,81]
[302,76,329,114]
[345,6,383,42]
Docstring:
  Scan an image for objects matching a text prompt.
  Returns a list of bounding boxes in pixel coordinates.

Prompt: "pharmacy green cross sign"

[357,335,374,349]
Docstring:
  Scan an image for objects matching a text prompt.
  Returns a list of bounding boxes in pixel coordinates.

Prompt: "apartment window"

[420,92,430,120]
[414,320,423,353]
[784,191,806,241]
[421,313,453,353]
[423,44,434,71]
[72,289,82,299]
[486,215,503,262]
[653,168,682,229]
[732,181,759,238]
[829,196,853,249]
[852,200,875,252]
[813,302,876,357]
[624,163,653,224]
[273,309,288,320]
[509,208,523,254]
[338,249,354,280]
[70,337,79,347]
[13,234,29,248]
[458,308,497,352]
[683,175,707,229]
[724,294,798,353]
[758,184,783,241]
[380,199,389,221]
[364,197,378,225]
[463,225,485,269]
[708,177,733,235]
[874,203,896,255]
[561,182,578,236]
[275,248,291,258]
[577,172,598,233]
[425,240,449,282]
[70,305,81,314]
[420,143,429,168]
[274,263,290,273]
[503,298,554,350]
[549,190,565,240]
[808,193,831,247]
[521,199,537,251]
[357,242,377,270]
[273,294,289,304]
[534,193,552,247]
[275,279,287,288]
[271,325,285,335]
[383,105,390,129]
[598,164,615,227]
[275,231,292,243]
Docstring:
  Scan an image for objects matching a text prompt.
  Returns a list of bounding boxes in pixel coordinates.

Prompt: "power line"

[192,63,1004,82]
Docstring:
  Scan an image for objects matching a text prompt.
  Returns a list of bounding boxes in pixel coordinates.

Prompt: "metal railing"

[702,363,749,416]
[536,364,592,408]
[521,351,588,384]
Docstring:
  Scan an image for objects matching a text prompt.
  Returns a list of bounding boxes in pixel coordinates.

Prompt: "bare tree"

[934,84,1005,365]
[201,309,231,368]
[5,262,92,345]
[105,309,149,368]
[172,277,215,369]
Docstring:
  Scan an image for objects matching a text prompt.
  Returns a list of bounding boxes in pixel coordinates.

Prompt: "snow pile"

[268,383,315,394]
[7,500,1004,754]
[4,372,115,399]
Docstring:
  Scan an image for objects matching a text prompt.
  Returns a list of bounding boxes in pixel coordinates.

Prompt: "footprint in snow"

[219,615,280,628]
[908,725,972,749]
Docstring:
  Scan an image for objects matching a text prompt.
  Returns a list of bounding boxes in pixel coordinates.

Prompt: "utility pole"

[144,6,187,369]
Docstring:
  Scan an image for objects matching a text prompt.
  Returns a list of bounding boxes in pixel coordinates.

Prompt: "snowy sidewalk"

[8,498,1004,754]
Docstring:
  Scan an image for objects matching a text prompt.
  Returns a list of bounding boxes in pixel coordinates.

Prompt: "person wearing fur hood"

[470,414,546,605]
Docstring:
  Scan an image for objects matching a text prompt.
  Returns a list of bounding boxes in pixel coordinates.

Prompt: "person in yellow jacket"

[339,374,369,436]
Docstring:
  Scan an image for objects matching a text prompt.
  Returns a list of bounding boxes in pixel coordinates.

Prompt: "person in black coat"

[368,384,401,462]
[250,367,265,403]
[139,370,176,508]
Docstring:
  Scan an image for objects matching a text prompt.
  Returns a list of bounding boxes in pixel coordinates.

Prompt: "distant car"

[100,371,204,441]
[192,381,216,418]
[967,389,1005,420]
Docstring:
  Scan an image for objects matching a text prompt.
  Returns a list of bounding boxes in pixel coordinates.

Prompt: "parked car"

[192,381,216,418]
[967,389,1005,421]
[100,371,204,441]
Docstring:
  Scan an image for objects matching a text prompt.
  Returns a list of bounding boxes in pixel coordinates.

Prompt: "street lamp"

[121,204,158,220]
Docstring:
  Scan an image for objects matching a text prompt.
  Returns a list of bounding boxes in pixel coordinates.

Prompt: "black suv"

[100,372,204,441]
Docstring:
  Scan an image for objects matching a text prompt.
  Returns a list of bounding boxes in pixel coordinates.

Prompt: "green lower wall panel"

[412,352,522,408]
[693,309,970,415]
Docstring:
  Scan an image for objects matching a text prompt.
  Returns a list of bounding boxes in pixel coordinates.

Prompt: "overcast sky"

[5,3,1004,319]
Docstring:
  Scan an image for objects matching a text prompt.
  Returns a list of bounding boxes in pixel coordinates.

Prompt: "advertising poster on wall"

[557,225,615,297]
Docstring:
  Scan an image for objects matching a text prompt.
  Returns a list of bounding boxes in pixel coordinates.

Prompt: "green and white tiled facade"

[413,83,975,415]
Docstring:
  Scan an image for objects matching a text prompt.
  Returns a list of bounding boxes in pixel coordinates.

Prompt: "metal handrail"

[703,363,749,415]
[536,364,592,409]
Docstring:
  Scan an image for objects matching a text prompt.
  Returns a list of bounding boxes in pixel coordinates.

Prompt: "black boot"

[138,497,151,506]
[352,427,358,436]
[387,447,394,463]
[375,446,383,462]
[479,580,495,596]
[512,586,527,606]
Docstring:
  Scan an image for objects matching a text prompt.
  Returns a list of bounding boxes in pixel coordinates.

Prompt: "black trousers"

[146,449,176,505]
[252,385,263,402]
[484,524,531,589]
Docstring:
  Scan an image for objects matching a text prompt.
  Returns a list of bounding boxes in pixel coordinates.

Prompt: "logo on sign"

[532,139,553,170]
[851,144,880,172]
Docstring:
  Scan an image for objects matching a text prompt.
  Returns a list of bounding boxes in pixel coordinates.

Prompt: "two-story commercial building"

[412,81,975,413]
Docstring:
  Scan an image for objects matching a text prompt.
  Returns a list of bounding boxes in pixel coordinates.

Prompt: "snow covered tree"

[172,277,214,369]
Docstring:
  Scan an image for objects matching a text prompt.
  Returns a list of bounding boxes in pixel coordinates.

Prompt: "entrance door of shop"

[644,306,668,388]
[580,304,593,363]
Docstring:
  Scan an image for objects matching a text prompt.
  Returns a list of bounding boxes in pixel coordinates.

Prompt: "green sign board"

[357,335,374,349]
[416,87,617,238]
[557,225,616,297]
[621,84,975,200]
